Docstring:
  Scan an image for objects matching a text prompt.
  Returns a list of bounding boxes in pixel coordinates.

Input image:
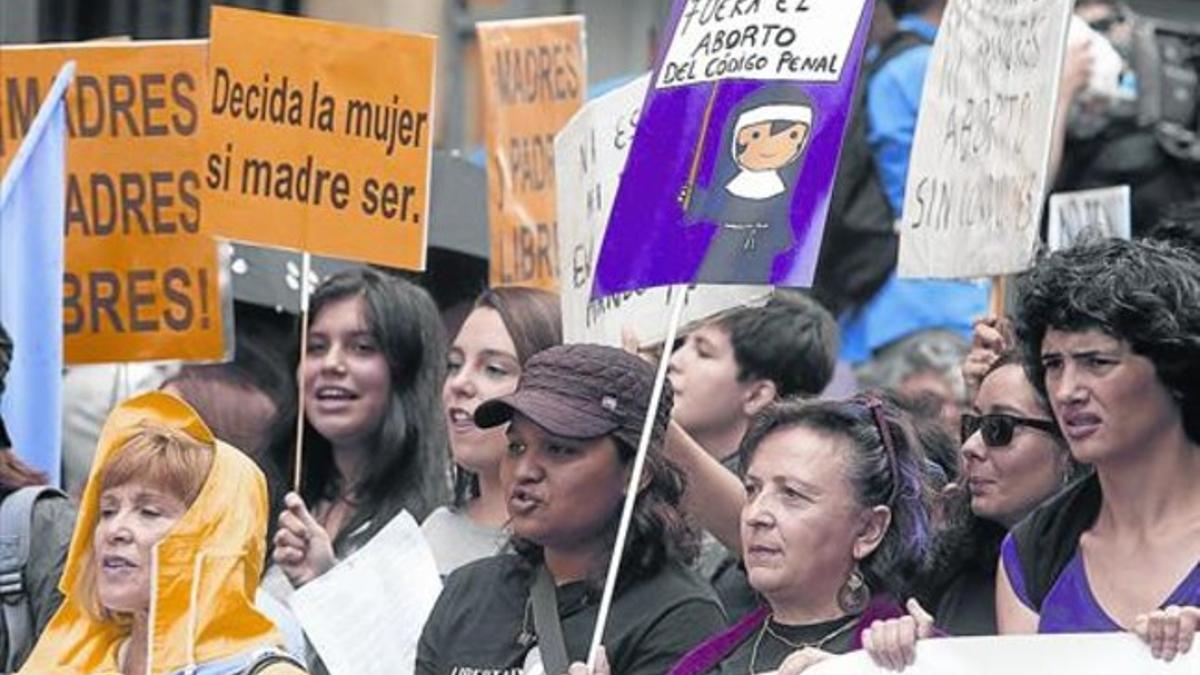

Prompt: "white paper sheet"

[291,510,443,675]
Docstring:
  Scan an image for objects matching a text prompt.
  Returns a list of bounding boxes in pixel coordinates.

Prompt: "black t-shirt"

[701,451,760,625]
[710,615,859,674]
[928,515,1006,637]
[417,554,726,675]
[933,565,996,636]
[711,559,759,624]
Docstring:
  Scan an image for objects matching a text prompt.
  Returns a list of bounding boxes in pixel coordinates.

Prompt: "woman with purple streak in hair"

[669,393,937,675]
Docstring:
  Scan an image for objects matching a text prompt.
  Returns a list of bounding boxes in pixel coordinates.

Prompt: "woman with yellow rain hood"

[20,391,306,675]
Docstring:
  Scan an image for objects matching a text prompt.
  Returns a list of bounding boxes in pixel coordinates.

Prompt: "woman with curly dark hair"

[417,344,725,675]
[670,394,935,674]
[998,238,1200,661]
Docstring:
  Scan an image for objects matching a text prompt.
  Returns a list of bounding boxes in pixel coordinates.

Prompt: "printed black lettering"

[107,75,139,137]
[141,73,168,137]
[127,269,159,332]
[88,271,124,333]
[163,267,194,331]
[171,72,198,135]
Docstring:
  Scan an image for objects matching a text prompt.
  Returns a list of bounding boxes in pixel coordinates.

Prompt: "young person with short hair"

[669,291,839,469]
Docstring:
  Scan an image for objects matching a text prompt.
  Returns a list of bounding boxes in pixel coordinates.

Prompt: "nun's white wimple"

[735,104,812,131]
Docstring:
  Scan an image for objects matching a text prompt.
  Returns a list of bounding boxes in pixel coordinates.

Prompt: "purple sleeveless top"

[1001,533,1200,632]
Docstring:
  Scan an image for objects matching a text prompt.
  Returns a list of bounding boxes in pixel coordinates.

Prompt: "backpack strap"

[530,565,569,675]
[0,485,66,673]
[241,647,305,675]
[868,29,933,80]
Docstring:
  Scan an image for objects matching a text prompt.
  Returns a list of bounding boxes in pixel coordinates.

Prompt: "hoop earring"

[837,564,870,615]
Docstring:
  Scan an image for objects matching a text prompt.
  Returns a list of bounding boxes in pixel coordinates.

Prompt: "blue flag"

[0,61,74,485]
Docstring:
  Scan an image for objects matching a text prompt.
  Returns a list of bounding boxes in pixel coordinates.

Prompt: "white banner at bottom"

[793,633,1199,675]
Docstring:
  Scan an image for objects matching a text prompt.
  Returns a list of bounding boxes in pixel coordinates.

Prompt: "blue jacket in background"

[840,14,990,365]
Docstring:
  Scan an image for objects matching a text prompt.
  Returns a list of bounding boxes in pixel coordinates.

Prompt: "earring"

[837,564,870,615]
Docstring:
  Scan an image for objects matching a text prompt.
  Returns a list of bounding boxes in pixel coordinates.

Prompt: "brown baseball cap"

[474,343,673,450]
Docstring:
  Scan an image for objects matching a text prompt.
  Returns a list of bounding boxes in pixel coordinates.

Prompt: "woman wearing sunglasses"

[863,350,1080,669]
[998,239,1200,661]
[959,353,1076,530]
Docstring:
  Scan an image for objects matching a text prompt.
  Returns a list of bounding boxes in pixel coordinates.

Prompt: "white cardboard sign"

[555,74,769,347]
[656,0,867,88]
[797,633,1200,675]
[898,0,1074,278]
[1047,184,1132,251]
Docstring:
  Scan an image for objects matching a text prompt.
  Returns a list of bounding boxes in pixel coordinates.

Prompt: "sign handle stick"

[586,286,688,669]
[989,275,1007,318]
[292,251,313,493]
[680,82,721,211]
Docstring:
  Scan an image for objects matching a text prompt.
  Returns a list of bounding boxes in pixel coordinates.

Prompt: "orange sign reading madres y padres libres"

[203,7,436,270]
[478,16,587,292]
[0,41,226,365]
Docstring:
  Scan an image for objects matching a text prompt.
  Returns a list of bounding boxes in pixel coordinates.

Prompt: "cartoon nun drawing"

[684,87,815,284]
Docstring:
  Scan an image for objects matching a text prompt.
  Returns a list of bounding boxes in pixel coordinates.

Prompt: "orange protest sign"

[202,7,436,270]
[0,41,227,365]
[477,16,586,291]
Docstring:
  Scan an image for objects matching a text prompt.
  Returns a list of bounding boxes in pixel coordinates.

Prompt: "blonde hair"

[78,423,215,621]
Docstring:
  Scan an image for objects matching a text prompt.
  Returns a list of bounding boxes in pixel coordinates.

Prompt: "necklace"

[516,597,535,647]
[747,613,858,675]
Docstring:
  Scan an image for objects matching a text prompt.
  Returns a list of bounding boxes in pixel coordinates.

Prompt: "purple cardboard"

[593,0,874,296]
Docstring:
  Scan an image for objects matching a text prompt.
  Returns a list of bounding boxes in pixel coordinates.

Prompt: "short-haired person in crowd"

[669,291,839,472]
[0,323,76,671]
[856,329,970,441]
[261,269,449,671]
[21,392,304,674]
[864,348,1083,669]
[422,287,562,575]
[998,239,1200,659]
[670,394,935,674]
[417,344,725,674]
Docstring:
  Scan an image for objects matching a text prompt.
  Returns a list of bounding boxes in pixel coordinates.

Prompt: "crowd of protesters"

[0,0,1198,674]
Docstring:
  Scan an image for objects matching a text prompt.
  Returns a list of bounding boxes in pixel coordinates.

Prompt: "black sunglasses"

[1087,14,1125,35]
[961,413,1060,447]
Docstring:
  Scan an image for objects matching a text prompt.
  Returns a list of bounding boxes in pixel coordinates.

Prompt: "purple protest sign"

[593,0,874,296]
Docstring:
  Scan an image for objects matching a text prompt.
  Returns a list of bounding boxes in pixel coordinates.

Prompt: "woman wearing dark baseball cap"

[417,343,725,675]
